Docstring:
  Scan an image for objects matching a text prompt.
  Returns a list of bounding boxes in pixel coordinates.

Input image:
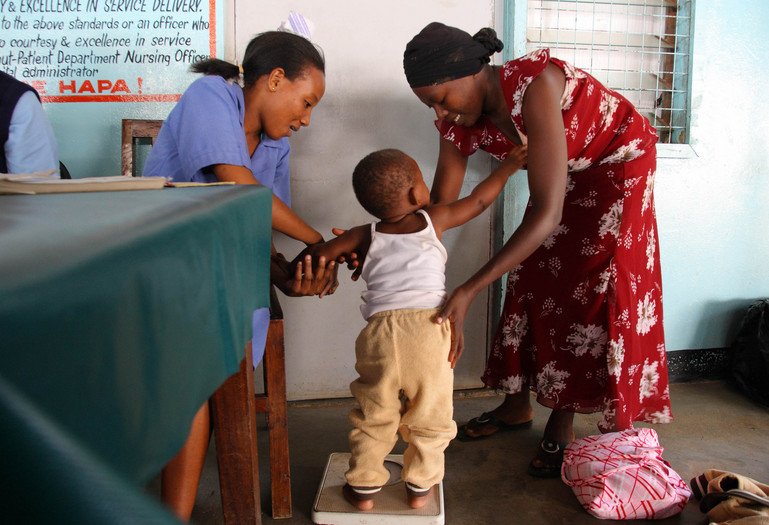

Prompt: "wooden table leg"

[210,344,261,524]
[264,318,291,518]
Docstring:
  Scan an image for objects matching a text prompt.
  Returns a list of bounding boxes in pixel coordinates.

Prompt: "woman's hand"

[272,252,336,297]
[289,255,337,297]
[319,257,339,297]
[436,284,476,368]
[292,245,340,295]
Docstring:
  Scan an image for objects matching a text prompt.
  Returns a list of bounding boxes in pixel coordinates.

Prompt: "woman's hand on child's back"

[436,284,476,368]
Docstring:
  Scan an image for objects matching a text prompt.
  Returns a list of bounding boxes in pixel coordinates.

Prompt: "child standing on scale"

[307,145,526,511]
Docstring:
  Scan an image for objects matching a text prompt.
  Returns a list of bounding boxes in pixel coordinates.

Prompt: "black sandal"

[527,439,567,478]
[457,412,533,442]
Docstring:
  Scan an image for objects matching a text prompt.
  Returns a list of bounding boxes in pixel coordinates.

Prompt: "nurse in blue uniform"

[143,30,335,520]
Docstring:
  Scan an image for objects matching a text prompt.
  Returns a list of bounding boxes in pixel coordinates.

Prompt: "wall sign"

[1,0,216,102]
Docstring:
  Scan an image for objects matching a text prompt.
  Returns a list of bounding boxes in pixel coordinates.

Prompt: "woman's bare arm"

[431,135,469,204]
[428,145,526,237]
[213,164,323,245]
[439,64,568,367]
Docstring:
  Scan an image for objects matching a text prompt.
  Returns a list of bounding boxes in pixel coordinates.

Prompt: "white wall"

[234,1,500,399]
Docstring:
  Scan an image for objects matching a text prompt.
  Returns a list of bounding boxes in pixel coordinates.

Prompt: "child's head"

[352,149,428,219]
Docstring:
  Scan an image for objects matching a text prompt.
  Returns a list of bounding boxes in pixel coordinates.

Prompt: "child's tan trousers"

[345,308,457,489]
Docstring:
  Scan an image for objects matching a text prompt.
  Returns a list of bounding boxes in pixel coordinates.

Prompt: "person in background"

[143,31,336,520]
[403,22,671,478]
[306,146,526,510]
[0,71,60,175]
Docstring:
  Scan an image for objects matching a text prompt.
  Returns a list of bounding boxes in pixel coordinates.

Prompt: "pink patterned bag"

[561,428,691,520]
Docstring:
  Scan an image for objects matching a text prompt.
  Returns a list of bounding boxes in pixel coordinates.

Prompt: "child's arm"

[291,224,372,280]
[426,145,527,237]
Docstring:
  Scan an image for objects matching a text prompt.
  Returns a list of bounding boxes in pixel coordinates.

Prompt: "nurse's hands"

[271,252,338,297]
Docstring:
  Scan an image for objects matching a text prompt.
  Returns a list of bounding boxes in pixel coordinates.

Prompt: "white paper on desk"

[0,169,58,181]
[0,173,166,194]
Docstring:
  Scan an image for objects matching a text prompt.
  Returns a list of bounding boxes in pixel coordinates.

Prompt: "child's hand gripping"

[501,144,527,174]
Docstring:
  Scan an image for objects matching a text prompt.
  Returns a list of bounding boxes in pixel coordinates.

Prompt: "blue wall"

[503,0,769,352]
[655,0,769,350]
[46,101,176,178]
[14,2,225,179]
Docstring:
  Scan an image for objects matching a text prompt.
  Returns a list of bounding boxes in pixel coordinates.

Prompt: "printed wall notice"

[0,0,216,102]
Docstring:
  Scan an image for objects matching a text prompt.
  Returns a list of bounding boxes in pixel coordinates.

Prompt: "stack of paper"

[0,172,166,195]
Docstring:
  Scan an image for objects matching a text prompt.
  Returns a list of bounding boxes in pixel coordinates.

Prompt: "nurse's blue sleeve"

[174,78,250,178]
[5,92,59,175]
[272,142,292,207]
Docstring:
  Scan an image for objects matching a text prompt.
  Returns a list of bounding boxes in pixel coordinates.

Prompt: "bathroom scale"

[311,452,445,525]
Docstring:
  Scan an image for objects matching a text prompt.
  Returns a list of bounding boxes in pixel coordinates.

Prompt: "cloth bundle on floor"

[690,469,769,525]
[561,428,691,520]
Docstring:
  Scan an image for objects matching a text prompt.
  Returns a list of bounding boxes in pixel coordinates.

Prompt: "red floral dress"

[437,49,671,431]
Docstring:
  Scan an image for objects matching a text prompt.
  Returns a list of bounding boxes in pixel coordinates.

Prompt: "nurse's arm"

[213,163,323,245]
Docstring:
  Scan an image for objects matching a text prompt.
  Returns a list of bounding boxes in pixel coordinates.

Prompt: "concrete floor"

[159,380,769,524]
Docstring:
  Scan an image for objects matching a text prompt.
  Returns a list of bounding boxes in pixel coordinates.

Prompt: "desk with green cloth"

[0,185,271,523]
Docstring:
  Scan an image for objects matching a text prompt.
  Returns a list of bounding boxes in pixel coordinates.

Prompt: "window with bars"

[526,0,694,144]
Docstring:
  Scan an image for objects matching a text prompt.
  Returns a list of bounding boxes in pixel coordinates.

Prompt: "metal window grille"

[526,0,694,144]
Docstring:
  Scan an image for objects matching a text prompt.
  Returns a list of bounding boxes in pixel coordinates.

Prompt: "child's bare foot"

[343,483,378,511]
[405,483,433,509]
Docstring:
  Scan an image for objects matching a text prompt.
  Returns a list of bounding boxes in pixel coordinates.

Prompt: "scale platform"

[311,452,445,525]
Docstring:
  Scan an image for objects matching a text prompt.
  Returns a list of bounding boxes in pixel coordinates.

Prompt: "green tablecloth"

[0,186,271,521]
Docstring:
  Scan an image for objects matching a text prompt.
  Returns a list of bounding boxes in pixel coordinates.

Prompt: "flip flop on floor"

[527,439,567,478]
[457,412,533,442]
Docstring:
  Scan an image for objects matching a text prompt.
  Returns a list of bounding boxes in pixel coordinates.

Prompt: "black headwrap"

[403,22,504,88]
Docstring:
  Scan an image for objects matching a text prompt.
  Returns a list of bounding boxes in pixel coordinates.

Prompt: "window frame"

[504,0,698,159]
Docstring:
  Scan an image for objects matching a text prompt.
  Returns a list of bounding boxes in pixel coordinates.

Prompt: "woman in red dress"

[403,22,671,477]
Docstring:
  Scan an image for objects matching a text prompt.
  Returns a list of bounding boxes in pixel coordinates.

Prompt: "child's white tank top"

[360,209,448,320]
